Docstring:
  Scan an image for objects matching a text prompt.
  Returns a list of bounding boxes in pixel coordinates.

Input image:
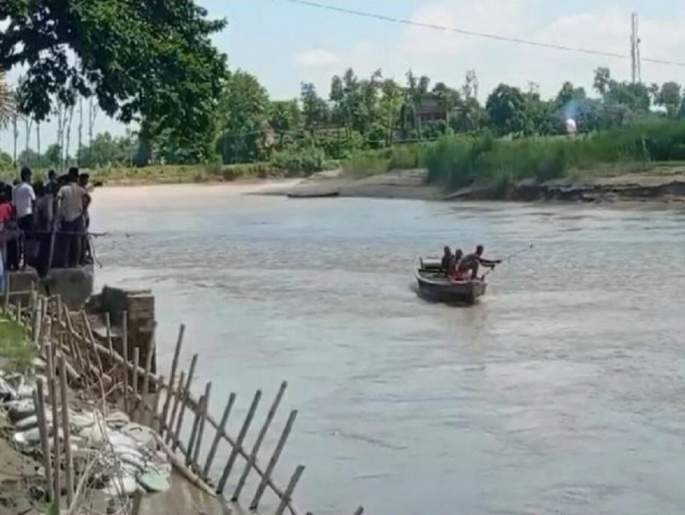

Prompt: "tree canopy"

[0,0,228,157]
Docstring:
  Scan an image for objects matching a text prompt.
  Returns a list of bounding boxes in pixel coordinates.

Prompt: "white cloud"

[293,48,340,68]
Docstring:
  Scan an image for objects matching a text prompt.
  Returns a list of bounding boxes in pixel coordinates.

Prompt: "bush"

[271,145,326,176]
[341,149,391,177]
[422,120,685,194]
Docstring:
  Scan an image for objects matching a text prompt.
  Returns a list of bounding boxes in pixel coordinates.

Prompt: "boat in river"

[416,258,487,304]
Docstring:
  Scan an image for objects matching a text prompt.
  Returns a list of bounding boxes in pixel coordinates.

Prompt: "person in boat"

[441,246,452,274]
[458,245,501,280]
[448,249,469,281]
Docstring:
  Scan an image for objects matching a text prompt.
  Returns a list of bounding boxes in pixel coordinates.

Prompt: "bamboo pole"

[132,347,140,420]
[249,410,298,510]
[274,466,306,515]
[33,379,54,501]
[152,375,165,433]
[104,312,114,357]
[46,343,61,502]
[121,312,129,414]
[3,271,9,312]
[58,355,74,506]
[191,381,211,470]
[187,381,211,468]
[186,391,205,468]
[216,390,262,495]
[165,371,185,443]
[160,324,185,436]
[142,337,154,398]
[203,393,236,478]
[233,381,287,501]
[170,354,198,450]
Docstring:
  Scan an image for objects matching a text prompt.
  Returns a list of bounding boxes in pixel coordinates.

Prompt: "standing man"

[458,245,501,280]
[57,167,85,268]
[12,167,36,268]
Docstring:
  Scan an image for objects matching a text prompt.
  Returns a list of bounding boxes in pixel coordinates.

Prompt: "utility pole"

[630,13,642,84]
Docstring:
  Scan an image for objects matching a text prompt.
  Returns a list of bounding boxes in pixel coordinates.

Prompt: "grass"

[0,317,34,373]
[341,144,425,178]
[422,120,685,194]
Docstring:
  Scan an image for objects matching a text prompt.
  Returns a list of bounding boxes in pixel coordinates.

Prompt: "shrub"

[271,145,326,176]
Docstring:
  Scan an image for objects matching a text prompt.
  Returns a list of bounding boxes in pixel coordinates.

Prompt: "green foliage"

[0,318,34,373]
[342,150,391,177]
[486,84,528,136]
[1,0,227,159]
[271,144,326,176]
[423,120,685,194]
[215,71,270,164]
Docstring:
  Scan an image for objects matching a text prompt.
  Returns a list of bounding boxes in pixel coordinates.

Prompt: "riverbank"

[260,166,685,204]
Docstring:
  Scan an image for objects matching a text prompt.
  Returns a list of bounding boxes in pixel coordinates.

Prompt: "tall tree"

[216,71,270,163]
[486,84,528,136]
[593,67,612,96]
[656,82,682,118]
[0,69,12,128]
[300,82,329,133]
[268,100,301,146]
[379,79,405,145]
[1,0,227,159]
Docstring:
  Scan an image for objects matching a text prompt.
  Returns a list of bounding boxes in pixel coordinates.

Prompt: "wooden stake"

[203,393,236,478]
[46,343,61,502]
[233,381,287,501]
[121,312,129,414]
[273,465,305,515]
[104,312,114,354]
[151,375,165,433]
[216,390,262,495]
[192,381,211,470]
[142,338,154,398]
[33,380,54,501]
[165,371,185,443]
[132,347,140,420]
[59,355,74,506]
[160,324,185,437]
[249,410,298,510]
[187,381,211,468]
[171,354,198,451]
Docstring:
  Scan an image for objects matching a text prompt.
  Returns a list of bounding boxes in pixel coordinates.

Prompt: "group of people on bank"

[441,245,501,281]
[0,166,92,276]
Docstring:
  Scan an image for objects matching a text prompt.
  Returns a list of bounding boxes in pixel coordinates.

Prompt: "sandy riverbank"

[258,167,685,204]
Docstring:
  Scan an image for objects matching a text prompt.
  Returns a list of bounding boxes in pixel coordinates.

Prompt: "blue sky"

[3,0,685,155]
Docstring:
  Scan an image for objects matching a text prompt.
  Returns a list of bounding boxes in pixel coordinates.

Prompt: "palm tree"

[0,68,14,128]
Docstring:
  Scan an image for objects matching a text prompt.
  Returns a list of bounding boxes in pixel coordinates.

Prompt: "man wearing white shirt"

[12,167,36,268]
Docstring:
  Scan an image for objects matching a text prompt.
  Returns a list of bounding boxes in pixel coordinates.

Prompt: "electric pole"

[631,13,642,83]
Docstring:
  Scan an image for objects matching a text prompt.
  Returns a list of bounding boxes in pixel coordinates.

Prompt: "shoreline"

[256,168,685,205]
[91,167,685,206]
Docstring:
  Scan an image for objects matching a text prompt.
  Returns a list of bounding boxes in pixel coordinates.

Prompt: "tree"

[656,82,682,118]
[451,97,487,133]
[44,144,63,168]
[379,79,405,145]
[594,67,612,96]
[300,83,329,133]
[556,81,587,108]
[486,84,528,136]
[0,69,12,128]
[1,0,227,160]
[215,71,270,163]
[268,100,301,146]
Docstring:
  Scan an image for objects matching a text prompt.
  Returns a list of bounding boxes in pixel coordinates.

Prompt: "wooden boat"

[415,268,487,305]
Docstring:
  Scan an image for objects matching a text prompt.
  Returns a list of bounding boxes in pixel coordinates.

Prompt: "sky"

[3,0,685,156]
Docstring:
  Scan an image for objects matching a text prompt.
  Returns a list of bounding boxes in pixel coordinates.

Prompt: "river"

[91,184,685,515]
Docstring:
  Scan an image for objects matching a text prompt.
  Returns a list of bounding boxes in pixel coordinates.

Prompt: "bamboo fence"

[4,282,364,515]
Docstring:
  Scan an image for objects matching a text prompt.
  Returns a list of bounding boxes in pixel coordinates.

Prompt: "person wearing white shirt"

[57,167,86,267]
[11,167,36,269]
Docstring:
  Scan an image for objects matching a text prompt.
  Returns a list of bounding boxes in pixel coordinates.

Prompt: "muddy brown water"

[91,185,685,515]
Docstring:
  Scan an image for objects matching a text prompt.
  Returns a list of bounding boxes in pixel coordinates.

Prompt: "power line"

[282,0,685,68]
